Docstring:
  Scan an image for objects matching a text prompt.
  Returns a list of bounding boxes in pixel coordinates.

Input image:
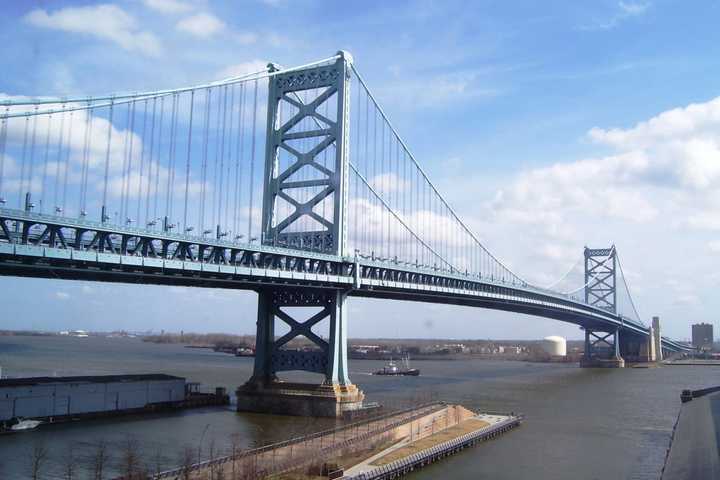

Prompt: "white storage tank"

[541,336,567,357]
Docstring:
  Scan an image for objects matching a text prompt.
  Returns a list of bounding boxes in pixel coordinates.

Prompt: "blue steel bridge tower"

[236,52,365,416]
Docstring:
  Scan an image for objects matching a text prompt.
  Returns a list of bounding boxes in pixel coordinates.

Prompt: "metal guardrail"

[347,416,523,480]
[146,402,446,480]
[680,385,720,403]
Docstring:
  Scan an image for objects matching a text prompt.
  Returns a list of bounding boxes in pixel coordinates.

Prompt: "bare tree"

[29,442,49,480]
[89,438,109,480]
[229,433,241,480]
[153,446,164,477]
[207,437,219,480]
[121,435,140,479]
[62,443,77,480]
[180,445,194,480]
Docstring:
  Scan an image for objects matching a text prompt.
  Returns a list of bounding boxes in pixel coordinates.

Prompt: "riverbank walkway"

[662,389,720,479]
[343,414,508,477]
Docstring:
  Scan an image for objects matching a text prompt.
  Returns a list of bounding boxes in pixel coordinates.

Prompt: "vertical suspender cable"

[146,97,157,224]
[136,99,148,224]
[121,100,136,221]
[200,88,211,232]
[225,84,235,233]
[166,94,179,222]
[120,102,130,220]
[18,115,30,208]
[40,114,52,212]
[0,111,7,202]
[183,89,195,231]
[153,97,165,223]
[102,99,115,220]
[248,79,258,241]
[53,106,66,211]
[80,105,93,215]
[217,85,228,233]
[211,88,222,230]
[27,108,39,203]
[234,83,245,238]
[235,83,250,241]
[61,112,73,215]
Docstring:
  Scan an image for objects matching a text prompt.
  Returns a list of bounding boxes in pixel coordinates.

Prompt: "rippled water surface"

[0,336,714,479]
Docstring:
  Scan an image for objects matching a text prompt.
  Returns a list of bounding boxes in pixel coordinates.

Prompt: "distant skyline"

[1,1,719,340]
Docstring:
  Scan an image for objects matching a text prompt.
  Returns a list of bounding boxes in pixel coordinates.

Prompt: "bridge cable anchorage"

[348,162,459,272]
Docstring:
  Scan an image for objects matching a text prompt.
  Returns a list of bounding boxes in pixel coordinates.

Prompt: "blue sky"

[1,0,719,341]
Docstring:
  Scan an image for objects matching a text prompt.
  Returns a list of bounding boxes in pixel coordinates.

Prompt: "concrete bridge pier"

[580,327,625,368]
[236,287,364,417]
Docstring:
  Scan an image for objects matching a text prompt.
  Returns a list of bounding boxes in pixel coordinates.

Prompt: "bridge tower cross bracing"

[238,52,364,416]
[581,247,625,367]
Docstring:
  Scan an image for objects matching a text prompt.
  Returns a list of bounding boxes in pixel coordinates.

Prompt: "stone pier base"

[236,380,365,417]
[580,356,625,368]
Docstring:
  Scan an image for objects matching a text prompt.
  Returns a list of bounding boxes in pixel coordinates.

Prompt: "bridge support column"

[236,287,364,417]
[653,316,663,362]
[580,327,625,368]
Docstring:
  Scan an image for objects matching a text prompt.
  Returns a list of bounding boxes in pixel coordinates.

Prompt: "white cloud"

[618,2,650,16]
[234,32,258,45]
[708,241,720,253]
[380,72,499,109]
[55,291,70,300]
[589,96,720,191]
[176,12,225,38]
[143,0,193,14]
[579,1,651,31]
[369,173,409,194]
[25,4,162,57]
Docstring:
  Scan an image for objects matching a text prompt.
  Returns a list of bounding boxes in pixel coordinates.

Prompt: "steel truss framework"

[253,287,349,384]
[0,208,689,353]
[584,247,617,313]
[584,328,620,359]
[261,54,351,255]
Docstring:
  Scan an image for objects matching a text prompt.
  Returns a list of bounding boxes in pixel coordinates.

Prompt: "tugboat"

[373,355,420,376]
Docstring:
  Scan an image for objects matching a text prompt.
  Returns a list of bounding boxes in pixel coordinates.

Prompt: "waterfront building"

[691,323,714,351]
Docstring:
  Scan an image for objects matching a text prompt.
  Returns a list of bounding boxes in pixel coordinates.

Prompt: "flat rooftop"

[0,374,185,388]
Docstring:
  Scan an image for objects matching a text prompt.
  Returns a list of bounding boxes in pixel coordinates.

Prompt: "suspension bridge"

[0,51,690,416]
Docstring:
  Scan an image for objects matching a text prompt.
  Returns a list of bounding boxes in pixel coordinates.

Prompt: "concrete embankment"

[662,387,720,479]
[143,403,520,480]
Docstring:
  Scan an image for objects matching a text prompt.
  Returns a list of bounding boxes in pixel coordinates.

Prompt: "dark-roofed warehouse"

[0,374,186,422]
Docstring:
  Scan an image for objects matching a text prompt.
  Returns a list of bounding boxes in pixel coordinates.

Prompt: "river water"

[0,336,714,479]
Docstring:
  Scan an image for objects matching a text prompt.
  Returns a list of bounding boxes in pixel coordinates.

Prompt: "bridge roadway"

[0,208,686,353]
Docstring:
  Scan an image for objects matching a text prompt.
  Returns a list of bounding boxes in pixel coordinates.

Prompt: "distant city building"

[692,323,713,351]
